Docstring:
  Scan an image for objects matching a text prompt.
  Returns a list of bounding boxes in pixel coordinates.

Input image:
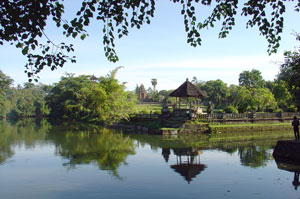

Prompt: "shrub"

[154,110,161,114]
[216,109,224,114]
[287,105,297,112]
[141,110,151,114]
[273,108,283,113]
[223,105,238,114]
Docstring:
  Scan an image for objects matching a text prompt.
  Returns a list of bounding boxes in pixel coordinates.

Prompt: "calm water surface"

[0,120,299,199]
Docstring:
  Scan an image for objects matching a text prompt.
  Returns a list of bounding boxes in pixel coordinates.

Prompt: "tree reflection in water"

[47,127,136,178]
[0,120,286,180]
[0,119,50,165]
[238,145,273,168]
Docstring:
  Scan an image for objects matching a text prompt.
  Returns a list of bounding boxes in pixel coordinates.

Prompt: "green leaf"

[22,46,29,55]
[72,32,78,38]
[63,24,69,30]
[80,34,86,40]
[16,42,23,48]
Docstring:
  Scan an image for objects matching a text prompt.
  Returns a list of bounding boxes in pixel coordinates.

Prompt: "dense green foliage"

[201,79,228,108]
[193,77,279,113]
[130,54,298,113]
[239,69,265,88]
[0,68,134,123]
[277,35,300,110]
[0,70,50,119]
[0,71,13,118]
[46,69,134,124]
[223,105,238,114]
[1,0,298,80]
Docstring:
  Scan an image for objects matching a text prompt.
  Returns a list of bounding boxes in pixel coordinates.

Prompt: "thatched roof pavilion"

[169,78,206,98]
[169,78,206,110]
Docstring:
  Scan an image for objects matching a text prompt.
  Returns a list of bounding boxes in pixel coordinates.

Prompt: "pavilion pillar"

[179,97,181,109]
[186,98,188,109]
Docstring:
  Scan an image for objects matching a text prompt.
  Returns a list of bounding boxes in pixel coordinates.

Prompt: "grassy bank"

[134,104,162,114]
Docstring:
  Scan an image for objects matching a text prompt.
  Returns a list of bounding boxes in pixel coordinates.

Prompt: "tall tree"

[0,71,13,118]
[0,1,298,80]
[235,86,253,113]
[201,79,228,108]
[277,36,300,110]
[272,80,292,110]
[239,69,265,88]
[0,70,13,92]
[226,84,240,106]
[151,78,157,91]
[9,83,50,119]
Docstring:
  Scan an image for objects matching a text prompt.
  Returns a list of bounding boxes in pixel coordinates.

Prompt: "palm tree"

[151,78,157,91]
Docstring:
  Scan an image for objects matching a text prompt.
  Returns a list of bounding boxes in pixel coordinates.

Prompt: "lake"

[0,120,299,199]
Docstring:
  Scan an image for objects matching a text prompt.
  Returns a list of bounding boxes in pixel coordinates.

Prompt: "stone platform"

[273,140,300,163]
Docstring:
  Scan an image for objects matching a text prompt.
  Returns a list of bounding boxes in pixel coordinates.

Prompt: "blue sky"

[1,1,300,91]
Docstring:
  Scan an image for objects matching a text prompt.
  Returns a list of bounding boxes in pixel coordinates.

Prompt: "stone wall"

[197,112,300,124]
[273,140,300,163]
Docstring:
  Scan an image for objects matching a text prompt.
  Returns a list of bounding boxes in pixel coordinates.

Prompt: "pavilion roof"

[171,164,206,184]
[90,75,98,81]
[169,78,206,98]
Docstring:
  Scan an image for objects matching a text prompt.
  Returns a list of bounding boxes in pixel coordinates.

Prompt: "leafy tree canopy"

[235,86,277,112]
[272,80,292,110]
[239,69,265,88]
[46,68,134,124]
[0,70,13,91]
[201,79,228,108]
[277,34,300,109]
[1,0,299,81]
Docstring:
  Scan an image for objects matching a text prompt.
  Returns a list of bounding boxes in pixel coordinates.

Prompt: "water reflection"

[162,147,207,184]
[0,120,284,179]
[293,172,300,190]
[238,145,273,168]
[275,159,300,190]
[0,121,136,178]
[131,133,276,169]
[1,121,299,198]
[46,127,136,178]
[0,119,50,164]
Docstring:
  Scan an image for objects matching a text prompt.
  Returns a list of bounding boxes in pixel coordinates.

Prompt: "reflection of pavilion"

[163,148,207,184]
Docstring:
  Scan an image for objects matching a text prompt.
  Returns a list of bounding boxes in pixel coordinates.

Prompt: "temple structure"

[169,78,206,112]
[138,84,147,102]
[162,78,206,128]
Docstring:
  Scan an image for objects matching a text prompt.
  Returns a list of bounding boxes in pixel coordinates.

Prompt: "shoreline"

[112,122,293,135]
